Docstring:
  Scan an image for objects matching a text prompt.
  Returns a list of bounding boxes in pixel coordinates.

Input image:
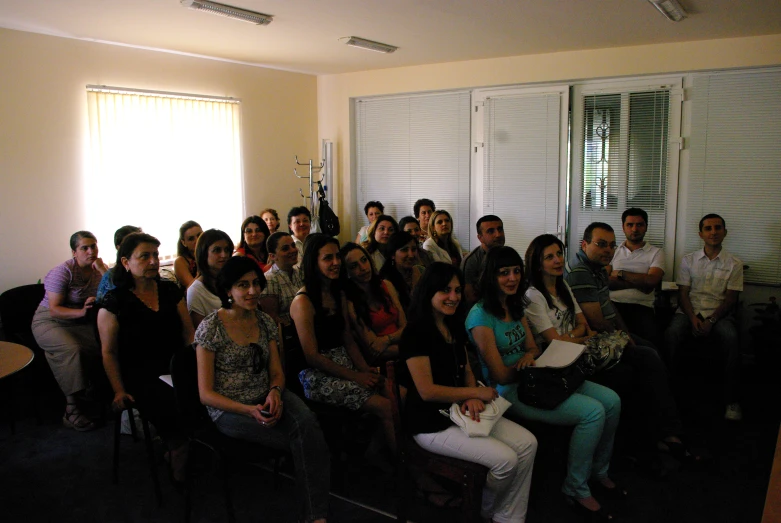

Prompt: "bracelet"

[269,385,283,395]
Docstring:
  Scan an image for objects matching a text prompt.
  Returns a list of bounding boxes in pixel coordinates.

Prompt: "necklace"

[227,312,256,340]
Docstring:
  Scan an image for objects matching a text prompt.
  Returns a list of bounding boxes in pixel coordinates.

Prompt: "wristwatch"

[617,270,624,280]
[707,316,717,324]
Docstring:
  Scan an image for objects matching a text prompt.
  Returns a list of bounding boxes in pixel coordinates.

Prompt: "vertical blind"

[686,70,781,285]
[482,92,562,255]
[86,88,243,259]
[354,92,471,248]
[572,88,674,250]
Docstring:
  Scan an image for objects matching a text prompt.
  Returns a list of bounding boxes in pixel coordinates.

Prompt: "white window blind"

[86,87,244,260]
[477,88,567,255]
[570,80,681,266]
[354,92,471,248]
[685,69,781,285]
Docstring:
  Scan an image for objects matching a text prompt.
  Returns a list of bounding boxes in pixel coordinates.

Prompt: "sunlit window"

[86,86,243,261]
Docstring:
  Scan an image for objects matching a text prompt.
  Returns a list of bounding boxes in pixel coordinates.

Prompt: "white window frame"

[471,85,569,252]
[570,76,683,274]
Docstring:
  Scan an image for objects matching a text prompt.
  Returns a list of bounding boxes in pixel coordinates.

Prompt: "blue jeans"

[501,380,620,499]
[214,391,330,522]
[665,313,741,403]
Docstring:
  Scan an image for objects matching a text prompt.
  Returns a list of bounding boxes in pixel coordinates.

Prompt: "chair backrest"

[170,344,212,433]
[385,360,406,446]
[0,284,44,342]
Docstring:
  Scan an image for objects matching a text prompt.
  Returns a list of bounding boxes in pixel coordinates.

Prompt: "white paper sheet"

[534,340,586,368]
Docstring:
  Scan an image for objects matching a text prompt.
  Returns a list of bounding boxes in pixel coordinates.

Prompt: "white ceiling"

[1,0,779,75]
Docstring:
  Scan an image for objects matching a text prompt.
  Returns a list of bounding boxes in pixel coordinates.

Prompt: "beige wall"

[0,28,318,291]
[317,33,781,238]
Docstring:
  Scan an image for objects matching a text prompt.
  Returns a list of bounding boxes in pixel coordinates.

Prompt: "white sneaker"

[724,403,743,421]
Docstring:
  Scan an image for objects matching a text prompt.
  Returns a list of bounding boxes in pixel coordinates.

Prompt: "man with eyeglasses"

[606,208,665,348]
[664,213,743,422]
[566,222,696,472]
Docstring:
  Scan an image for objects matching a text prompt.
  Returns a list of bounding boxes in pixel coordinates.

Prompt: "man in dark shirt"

[461,215,505,307]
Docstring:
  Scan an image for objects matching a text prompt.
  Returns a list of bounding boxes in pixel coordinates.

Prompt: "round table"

[0,341,35,434]
[0,341,34,379]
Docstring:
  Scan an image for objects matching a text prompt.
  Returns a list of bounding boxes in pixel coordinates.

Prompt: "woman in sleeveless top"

[340,243,406,365]
[290,234,396,452]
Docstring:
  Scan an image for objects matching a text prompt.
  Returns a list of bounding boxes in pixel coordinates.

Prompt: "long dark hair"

[217,256,267,309]
[195,229,234,295]
[340,242,391,328]
[378,231,417,309]
[364,215,399,254]
[237,215,270,263]
[524,234,576,313]
[407,263,467,345]
[301,233,342,317]
[478,246,528,321]
[113,232,161,290]
[177,220,201,257]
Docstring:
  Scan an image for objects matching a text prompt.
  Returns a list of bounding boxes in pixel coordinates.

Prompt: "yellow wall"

[317,33,781,237]
[0,28,318,290]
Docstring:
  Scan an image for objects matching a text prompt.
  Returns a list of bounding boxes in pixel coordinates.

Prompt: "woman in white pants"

[399,262,537,523]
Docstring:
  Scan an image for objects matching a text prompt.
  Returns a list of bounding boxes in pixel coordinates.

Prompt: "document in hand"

[534,340,586,368]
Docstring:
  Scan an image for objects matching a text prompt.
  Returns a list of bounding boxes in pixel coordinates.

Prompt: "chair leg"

[128,408,139,442]
[395,454,408,523]
[221,461,237,523]
[461,473,481,523]
[113,412,122,484]
[141,416,163,507]
[184,442,194,523]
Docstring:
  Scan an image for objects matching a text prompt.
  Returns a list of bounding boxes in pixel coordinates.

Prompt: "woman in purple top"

[32,231,108,431]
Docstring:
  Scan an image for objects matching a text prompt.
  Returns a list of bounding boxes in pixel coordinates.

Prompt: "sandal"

[63,403,97,432]
[590,479,629,500]
[658,439,709,466]
[416,488,462,509]
[565,495,614,522]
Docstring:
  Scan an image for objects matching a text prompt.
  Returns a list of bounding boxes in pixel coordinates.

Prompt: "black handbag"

[516,359,588,410]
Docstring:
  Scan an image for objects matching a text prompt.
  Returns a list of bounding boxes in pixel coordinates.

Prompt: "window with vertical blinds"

[354,92,471,248]
[570,81,680,258]
[685,69,781,285]
[481,90,565,255]
[86,87,244,259]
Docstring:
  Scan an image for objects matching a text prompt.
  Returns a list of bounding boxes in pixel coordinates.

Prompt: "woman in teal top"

[466,246,622,522]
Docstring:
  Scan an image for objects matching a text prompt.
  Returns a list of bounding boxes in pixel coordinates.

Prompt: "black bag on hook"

[317,183,340,237]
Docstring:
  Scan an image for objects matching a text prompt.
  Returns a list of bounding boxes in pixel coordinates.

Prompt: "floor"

[1,356,778,523]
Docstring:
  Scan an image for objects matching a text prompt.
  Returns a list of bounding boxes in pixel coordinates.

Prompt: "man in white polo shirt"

[608,208,665,349]
[664,213,743,421]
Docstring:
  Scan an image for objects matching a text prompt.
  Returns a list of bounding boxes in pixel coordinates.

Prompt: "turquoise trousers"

[500,379,620,499]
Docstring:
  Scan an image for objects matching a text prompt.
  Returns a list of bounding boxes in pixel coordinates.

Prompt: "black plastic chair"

[112,406,163,506]
[171,345,285,523]
[0,283,52,427]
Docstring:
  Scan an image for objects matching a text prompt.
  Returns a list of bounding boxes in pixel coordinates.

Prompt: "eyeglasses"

[591,240,617,249]
[249,343,265,374]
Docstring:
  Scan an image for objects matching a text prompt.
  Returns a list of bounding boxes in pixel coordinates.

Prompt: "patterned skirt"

[298,346,372,411]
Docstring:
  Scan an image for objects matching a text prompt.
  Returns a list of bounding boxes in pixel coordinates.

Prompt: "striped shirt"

[565,249,617,326]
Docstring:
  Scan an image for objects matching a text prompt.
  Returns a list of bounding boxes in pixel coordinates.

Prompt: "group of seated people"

[28,198,743,523]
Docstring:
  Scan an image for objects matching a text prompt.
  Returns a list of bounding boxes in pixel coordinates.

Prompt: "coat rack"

[293,155,325,220]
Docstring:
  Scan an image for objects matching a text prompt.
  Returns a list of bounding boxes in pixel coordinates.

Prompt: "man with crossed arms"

[607,208,665,349]
[665,213,743,421]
